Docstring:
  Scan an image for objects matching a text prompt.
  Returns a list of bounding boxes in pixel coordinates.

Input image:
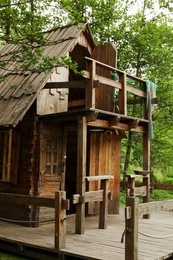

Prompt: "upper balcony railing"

[84,57,148,120]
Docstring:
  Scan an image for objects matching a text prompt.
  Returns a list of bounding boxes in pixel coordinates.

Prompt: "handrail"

[124,197,173,260]
[85,56,146,84]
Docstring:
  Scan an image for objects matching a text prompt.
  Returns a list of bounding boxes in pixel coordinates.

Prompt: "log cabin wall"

[0,103,40,225]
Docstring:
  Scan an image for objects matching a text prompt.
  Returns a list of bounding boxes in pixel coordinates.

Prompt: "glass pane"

[46,152,51,162]
[47,140,51,150]
[53,152,57,163]
[53,165,57,174]
[45,166,51,174]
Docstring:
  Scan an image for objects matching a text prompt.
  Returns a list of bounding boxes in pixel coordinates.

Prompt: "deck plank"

[0,209,173,259]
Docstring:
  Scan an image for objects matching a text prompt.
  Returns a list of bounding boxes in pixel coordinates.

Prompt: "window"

[0,129,20,183]
[45,139,58,174]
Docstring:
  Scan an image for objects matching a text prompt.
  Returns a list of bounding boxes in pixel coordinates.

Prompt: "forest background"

[0,0,173,186]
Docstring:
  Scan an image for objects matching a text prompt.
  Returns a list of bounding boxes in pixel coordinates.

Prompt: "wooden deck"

[0,208,173,260]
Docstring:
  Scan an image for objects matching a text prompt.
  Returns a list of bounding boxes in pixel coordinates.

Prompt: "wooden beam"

[119,73,127,115]
[99,179,109,229]
[125,197,138,260]
[129,119,139,129]
[138,199,173,216]
[126,85,146,97]
[55,191,66,250]
[86,175,114,181]
[68,99,85,107]
[0,193,54,208]
[127,186,147,197]
[88,119,146,133]
[44,81,87,89]
[93,74,122,90]
[143,132,151,219]
[86,60,96,109]
[72,190,104,204]
[75,117,87,234]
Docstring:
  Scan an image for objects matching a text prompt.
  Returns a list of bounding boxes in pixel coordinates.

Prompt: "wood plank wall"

[92,43,117,112]
[88,131,121,215]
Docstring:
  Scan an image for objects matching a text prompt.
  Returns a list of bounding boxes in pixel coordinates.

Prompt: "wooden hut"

[0,23,150,231]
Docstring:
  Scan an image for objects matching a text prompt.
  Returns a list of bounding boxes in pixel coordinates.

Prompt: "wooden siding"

[37,67,69,115]
[92,43,117,112]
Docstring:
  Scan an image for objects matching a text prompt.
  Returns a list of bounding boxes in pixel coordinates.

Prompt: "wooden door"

[39,124,65,197]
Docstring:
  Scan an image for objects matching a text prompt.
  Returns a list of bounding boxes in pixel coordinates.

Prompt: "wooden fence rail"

[0,192,69,251]
[125,197,173,260]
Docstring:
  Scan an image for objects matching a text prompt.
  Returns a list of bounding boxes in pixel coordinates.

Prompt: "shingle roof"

[0,23,95,127]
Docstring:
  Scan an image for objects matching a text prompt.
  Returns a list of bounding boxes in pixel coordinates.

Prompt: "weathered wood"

[88,119,146,133]
[0,193,55,208]
[93,74,121,89]
[55,191,66,250]
[99,179,109,229]
[86,60,96,109]
[72,190,104,204]
[75,117,87,234]
[86,175,114,181]
[85,57,146,84]
[127,186,147,197]
[119,73,127,115]
[125,197,138,260]
[152,183,173,191]
[138,199,173,216]
[44,81,87,89]
[68,99,85,107]
[143,132,151,219]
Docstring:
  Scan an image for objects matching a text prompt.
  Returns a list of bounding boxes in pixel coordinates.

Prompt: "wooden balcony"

[44,57,149,134]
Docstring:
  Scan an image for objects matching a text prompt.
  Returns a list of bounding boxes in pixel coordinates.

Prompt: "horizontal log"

[86,175,114,181]
[68,99,85,107]
[72,190,104,204]
[0,193,55,208]
[94,74,122,90]
[127,186,147,197]
[152,183,173,191]
[85,57,146,84]
[126,85,146,97]
[88,119,146,133]
[44,81,87,89]
[138,199,173,216]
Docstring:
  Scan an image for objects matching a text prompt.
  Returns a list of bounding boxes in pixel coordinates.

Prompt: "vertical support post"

[55,191,66,250]
[119,72,127,115]
[125,197,138,260]
[75,117,87,234]
[143,132,151,219]
[86,60,96,109]
[99,179,108,229]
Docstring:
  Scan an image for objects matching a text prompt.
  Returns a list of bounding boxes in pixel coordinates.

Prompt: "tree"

[0,0,78,81]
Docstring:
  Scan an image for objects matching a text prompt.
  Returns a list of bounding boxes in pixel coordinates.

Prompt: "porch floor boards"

[0,209,173,260]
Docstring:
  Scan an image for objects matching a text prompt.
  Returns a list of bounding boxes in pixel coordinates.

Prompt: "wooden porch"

[0,208,173,260]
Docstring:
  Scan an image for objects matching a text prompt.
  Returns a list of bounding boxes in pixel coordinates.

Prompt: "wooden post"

[55,191,66,250]
[75,117,87,234]
[125,197,138,260]
[143,132,151,219]
[86,60,96,109]
[99,179,109,229]
[119,72,127,115]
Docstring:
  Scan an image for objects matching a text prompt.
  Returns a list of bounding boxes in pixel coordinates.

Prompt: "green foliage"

[150,190,173,201]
